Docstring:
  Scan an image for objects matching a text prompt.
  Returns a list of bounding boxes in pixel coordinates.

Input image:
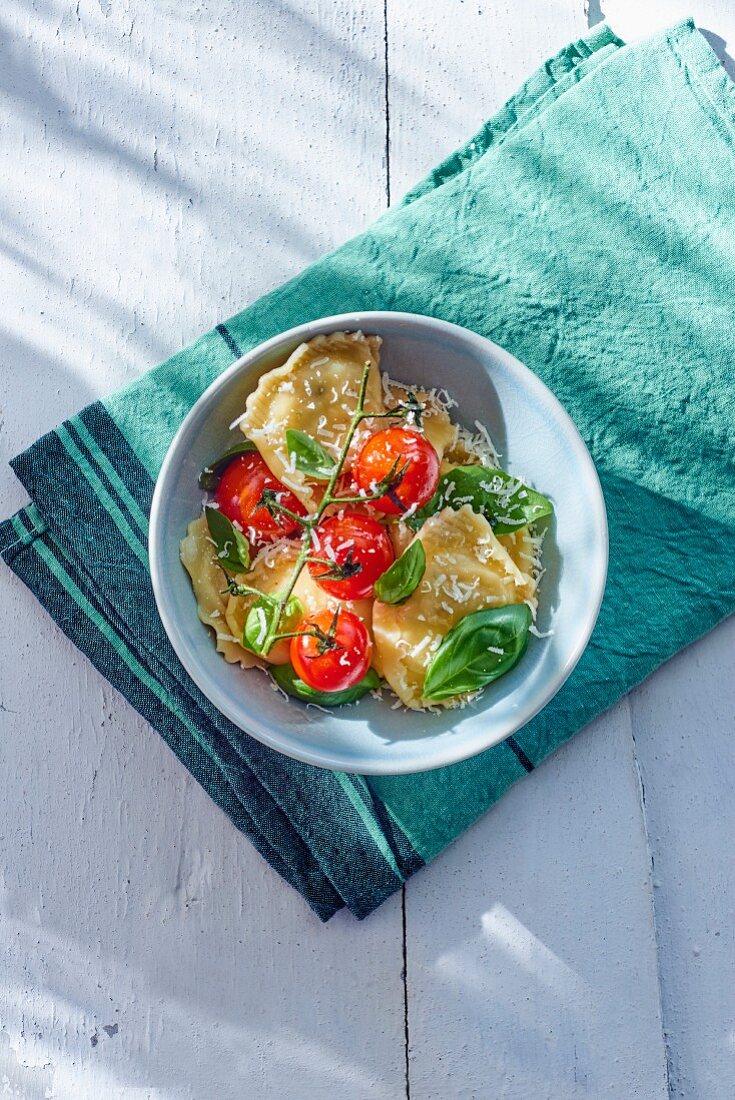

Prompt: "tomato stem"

[328,490,382,505]
[278,506,313,526]
[271,629,321,643]
[221,577,263,599]
[256,488,312,528]
[272,623,343,654]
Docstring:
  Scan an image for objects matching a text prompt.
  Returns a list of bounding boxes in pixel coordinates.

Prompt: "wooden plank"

[0,1,405,1096]
[386,0,582,203]
[403,706,670,1098]
[0,582,406,1098]
[583,6,735,1095]
[386,2,677,1094]
[571,12,735,1094]
[628,616,735,1099]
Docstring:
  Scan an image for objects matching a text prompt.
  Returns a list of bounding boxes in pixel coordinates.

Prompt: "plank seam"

[383,0,391,206]
[628,701,675,1098]
[384,5,406,1093]
[401,885,410,1099]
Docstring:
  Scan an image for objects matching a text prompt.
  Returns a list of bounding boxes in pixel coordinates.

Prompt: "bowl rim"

[149,310,609,774]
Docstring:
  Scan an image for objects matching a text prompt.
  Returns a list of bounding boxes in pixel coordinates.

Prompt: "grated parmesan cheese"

[530,624,554,638]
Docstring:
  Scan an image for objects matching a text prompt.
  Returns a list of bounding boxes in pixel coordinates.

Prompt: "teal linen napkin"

[2,19,733,919]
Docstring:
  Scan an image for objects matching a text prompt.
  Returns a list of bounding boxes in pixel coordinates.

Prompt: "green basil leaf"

[285,429,336,480]
[374,540,426,605]
[423,604,532,701]
[205,506,250,573]
[407,465,553,534]
[271,664,381,706]
[199,440,256,490]
[244,594,302,655]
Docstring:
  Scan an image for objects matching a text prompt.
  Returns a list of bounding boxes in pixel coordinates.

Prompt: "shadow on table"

[699,27,735,81]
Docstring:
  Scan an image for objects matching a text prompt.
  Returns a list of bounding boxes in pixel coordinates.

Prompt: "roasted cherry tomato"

[290,608,372,692]
[353,427,439,515]
[215,452,306,543]
[308,512,394,600]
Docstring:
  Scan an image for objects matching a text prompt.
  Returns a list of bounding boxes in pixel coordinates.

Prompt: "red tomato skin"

[353,427,440,515]
[214,455,251,525]
[308,513,394,600]
[290,609,372,692]
[214,452,306,542]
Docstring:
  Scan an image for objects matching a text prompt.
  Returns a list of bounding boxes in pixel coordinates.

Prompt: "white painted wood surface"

[0,2,733,1097]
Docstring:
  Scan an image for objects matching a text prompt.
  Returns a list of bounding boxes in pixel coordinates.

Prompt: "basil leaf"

[408,465,553,534]
[244,594,302,655]
[271,664,381,706]
[205,506,250,573]
[285,429,336,480]
[199,440,256,490]
[374,540,426,604]
[423,604,532,701]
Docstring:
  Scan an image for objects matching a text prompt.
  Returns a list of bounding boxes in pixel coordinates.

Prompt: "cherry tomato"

[215,452,306,543]
[290,608,372,692]
[308,512,394,600]
[353,427,439,515]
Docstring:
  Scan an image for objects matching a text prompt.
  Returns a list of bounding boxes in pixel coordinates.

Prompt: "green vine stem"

[222,579,264,599]
[258,364,372,653]
[224,363,417,656]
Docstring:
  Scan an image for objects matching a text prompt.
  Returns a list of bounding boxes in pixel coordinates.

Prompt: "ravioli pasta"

[237,331,385,509]
[180,516,262,669]
[372,505,537,709]
[181,329,551,712]
[497,525,543,579]
[383,378,457,461]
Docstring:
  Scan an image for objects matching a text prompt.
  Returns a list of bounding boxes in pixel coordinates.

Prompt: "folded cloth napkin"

[2,19,734,920]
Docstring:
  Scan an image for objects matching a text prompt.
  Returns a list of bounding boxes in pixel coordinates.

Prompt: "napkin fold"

[2,19,734,920]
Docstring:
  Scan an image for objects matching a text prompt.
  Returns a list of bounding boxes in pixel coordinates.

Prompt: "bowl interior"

[150,312,607,774]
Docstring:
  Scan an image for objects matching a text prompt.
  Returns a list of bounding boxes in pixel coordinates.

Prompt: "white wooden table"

[1,2,733,1097]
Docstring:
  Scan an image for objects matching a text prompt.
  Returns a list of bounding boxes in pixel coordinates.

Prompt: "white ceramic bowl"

[149,312,607,774]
